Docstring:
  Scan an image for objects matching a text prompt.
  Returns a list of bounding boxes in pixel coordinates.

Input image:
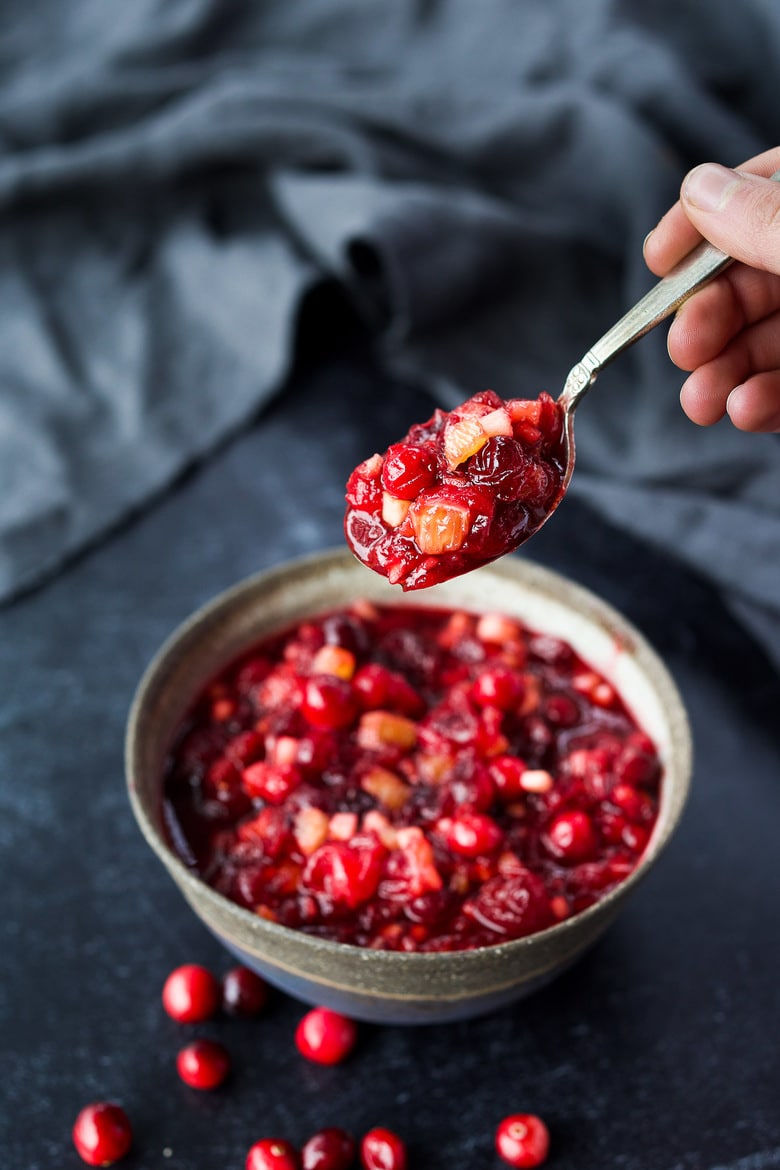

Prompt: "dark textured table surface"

[3,329,780,1170]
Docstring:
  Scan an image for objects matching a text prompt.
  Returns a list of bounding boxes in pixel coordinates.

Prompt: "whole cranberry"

[162,964,221,1023]
[222,966,269,1016]
[72,1103,132,1166]
[490,755,530,801]
[295,1006,358,1065]
[302,1127,357,1170]
[471,665,523,711]
[176,1039,231,1090]
[544,810,598,864]
[246,1138,301,1170]
[302,676,358,731]
[495,1113,550,1168]
[360,1127,407,1170]
[380,442,437,499]
[445,811,504,858]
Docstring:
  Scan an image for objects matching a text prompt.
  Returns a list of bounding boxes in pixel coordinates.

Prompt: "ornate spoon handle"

[560,167,780,410]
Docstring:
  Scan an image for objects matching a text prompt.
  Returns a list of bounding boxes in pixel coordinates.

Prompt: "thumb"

[681,163,780,273]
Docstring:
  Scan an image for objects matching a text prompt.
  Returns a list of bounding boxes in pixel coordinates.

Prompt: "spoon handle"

[561,167,780,408]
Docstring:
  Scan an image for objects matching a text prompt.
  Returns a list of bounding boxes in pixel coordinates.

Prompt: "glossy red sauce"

[162,602,661,951]
[344,390,566,589]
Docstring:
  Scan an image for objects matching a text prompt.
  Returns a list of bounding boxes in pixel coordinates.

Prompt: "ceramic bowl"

[126,548,691,1024]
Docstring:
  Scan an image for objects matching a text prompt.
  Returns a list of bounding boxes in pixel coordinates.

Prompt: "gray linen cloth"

[2,0,780,664]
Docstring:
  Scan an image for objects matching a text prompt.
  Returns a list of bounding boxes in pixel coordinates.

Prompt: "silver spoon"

[556,166,780,501]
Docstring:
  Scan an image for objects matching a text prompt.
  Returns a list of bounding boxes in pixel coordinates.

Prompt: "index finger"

[643,145,780,276]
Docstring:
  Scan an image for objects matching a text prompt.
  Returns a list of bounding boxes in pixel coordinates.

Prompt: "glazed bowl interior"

[126,548,692,1024]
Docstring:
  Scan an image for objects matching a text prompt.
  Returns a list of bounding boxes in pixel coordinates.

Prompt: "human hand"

[644,147,780,432]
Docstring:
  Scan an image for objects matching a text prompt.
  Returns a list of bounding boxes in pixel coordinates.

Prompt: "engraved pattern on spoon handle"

[561,166,780,410]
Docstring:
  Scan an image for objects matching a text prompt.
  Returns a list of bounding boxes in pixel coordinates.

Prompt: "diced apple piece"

[356,710,418,751]
[519,768,554,794]
[475,612,524,644]
[506,398,542,425]
[480,407,513,437]
[328,811,359,841]
[294,806,330,855]
[363,810,399,850]
[381,491,412,528]
[361,766,410,811]
[311,644,357,680]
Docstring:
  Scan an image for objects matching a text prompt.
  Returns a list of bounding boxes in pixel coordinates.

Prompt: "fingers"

[678,164,780,272]
[679,309,780,429]
[644,145,780,274]
[727,374,780,432]
[643,205,702,276]
[667,266,780,369]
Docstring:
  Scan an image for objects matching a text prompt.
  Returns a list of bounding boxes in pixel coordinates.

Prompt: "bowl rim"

[125,547,693,969]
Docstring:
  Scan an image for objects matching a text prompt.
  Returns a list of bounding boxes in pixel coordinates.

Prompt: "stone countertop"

[3,340,779,1170]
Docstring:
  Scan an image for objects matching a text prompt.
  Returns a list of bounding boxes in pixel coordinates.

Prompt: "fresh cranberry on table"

[222,965,269,1016]
[72,1102,132,1166]
[162,963,221,1023]
[344,389,566,589]
[495,1113,550,1168]
[301,1127,357,1170]
[246,1138,301,1170]
[176,1038,231,1090]
[359,1127,407,1170]
[295,1006,358,1065]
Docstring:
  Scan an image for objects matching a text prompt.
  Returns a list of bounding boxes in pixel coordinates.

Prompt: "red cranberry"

[302,838,385,909]
[246,1138,301,1170]
[302,676,358,730]
[615,743,658,787]
[301,1127,356,1170]
[295,1006,358,1065]
[495,1113,550,1168]
[380,441,437,499]
[544,810,598,864]
[542,693,579,727]
[471,665,523,710]
[176,1038,231,1090]
[72,1103,132,1166]
[243,761,303,804]
[467,436,534,500]
[162,964,221,1023]
[490,755,530,801]
[463,873,553,938]
[226,729,265,766]
[360,1127,407,1170]
[222,966,269,1016]
[620,821,651,854]
[445,811,504,857]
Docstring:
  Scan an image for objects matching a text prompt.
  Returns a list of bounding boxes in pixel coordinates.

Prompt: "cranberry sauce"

[162,602,661,952]
[344,390,566,590]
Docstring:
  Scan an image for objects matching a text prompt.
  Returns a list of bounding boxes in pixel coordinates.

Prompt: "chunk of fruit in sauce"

[163,603,661,953]
[344,390,566,589]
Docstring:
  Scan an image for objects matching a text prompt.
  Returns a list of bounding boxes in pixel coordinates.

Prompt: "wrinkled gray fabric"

[1,1,780,663]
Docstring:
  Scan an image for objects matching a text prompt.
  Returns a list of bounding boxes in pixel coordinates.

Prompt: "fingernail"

[683,163,741,212]
[728,384,780,432]
[642,228,655,253]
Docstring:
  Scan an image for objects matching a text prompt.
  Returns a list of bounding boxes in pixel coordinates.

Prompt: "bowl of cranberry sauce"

[127,550,691,1024]
[344,389,567,590]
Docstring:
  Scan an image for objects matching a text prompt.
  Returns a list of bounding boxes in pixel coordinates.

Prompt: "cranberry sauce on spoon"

[344,390,566,590]
[343,211,775,591]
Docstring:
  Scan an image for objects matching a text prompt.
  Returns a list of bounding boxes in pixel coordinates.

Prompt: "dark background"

[2,306,779,1169]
